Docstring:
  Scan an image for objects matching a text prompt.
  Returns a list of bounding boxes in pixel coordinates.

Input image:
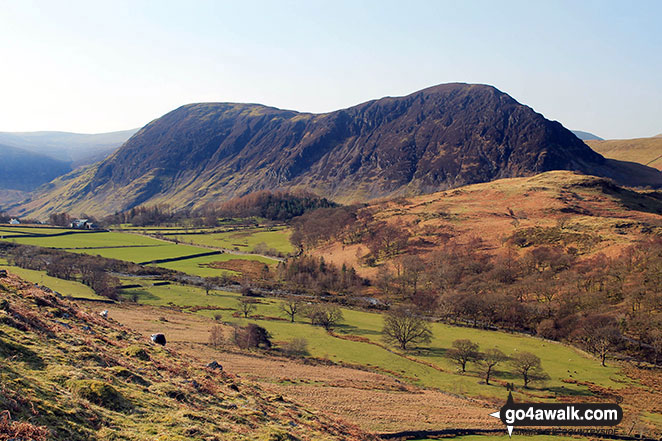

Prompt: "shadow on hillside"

[546,385,594,397]
[0,333,46,370]
[119,288,159,302]
[412,347,448,357]
[333,323,381,336]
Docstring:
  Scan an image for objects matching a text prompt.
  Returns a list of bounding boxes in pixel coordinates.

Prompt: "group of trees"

[275,256,366,294]
[290,206,362,250]
[289,205,409,261]
[208,322,272,350]
[379,307,549,387]
[446,338,548,388]
[371,237,662,366]
[208,190,337,221]
[1,243,172,300]
[104,205,185,227]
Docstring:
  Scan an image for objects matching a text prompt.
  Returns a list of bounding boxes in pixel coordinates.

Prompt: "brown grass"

[91,301,498,433]
[0,411,50,441]
[588,137,662,170]
[206,259,269,278]
[311,171,662,277]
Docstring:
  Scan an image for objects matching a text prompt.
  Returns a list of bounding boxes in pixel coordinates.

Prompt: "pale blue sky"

[1,0,660,138]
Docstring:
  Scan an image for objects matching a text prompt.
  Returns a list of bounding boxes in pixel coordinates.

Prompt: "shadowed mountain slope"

[0,144,71,191]
[13,83,662,218]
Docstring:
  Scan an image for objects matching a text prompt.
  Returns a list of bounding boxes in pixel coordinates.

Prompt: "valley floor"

[88,301,499,434]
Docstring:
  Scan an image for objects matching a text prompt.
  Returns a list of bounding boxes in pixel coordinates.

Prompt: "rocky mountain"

[0,144,71,191]
[571,130,603,141]
[0,129,138,166]
[13,83,662,217]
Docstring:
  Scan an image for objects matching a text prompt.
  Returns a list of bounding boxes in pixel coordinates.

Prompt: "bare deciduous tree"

[279,298,302,323]
[237,298,257,318]
[510,351,549,388]
[447,339,479,372]
[479,348,508,385]
[306,304,343,330]
[209,325,225,347]
[382,306,432,350]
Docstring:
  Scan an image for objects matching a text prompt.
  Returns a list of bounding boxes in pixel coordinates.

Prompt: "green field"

[5,231,167,248]
[0,228,279,277]
[156,252,275,277]
[0,226,75,235]
[122,281,626,401]
[67,243,209,263]
[169,226,294,255]
[0,259,103,300]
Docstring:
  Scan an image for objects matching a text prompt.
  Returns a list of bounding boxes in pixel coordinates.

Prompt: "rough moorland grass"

[171,227,294,254]
[416,436,589,441]
[123,282,626,401]
[0,276,365,441]
[587,137,662,170]
[0,260,102,299]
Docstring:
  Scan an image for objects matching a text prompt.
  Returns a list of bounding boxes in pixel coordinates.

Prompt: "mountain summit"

[13,83,662,217]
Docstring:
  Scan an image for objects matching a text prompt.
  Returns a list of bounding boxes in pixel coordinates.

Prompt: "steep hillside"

[587,137,662,170]
[15,83,662,218]
[0,129,138,166]
[305,170,662,278]
[0,273,373,440]
[0,144,71,191]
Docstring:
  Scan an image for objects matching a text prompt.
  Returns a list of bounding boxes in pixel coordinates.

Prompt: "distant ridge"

[0,143,71,191]
[12,83,662,218]
[572,130,603,141]
[0,128,138,166]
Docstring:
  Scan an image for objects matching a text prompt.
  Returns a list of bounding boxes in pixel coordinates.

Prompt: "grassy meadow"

[119,281,626,402]
[0,226,280,277]
[0,258,102,300]
[168,226,294,255]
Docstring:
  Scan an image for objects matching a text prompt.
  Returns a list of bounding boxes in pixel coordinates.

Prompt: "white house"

[70,219,96,229]
[9,218,20,225]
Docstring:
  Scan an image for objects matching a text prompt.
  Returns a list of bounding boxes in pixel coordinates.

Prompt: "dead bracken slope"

[0,274,375,441]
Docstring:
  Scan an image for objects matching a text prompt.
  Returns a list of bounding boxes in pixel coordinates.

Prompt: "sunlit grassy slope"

[0,259,102,299]
[170,226,294,255]
[587,137,662,170]
[0,274,372,441]
[120,281,627,402]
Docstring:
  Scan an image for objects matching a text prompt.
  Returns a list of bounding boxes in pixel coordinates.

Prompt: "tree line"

[288,204,662,366]
[0,243,173,300]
